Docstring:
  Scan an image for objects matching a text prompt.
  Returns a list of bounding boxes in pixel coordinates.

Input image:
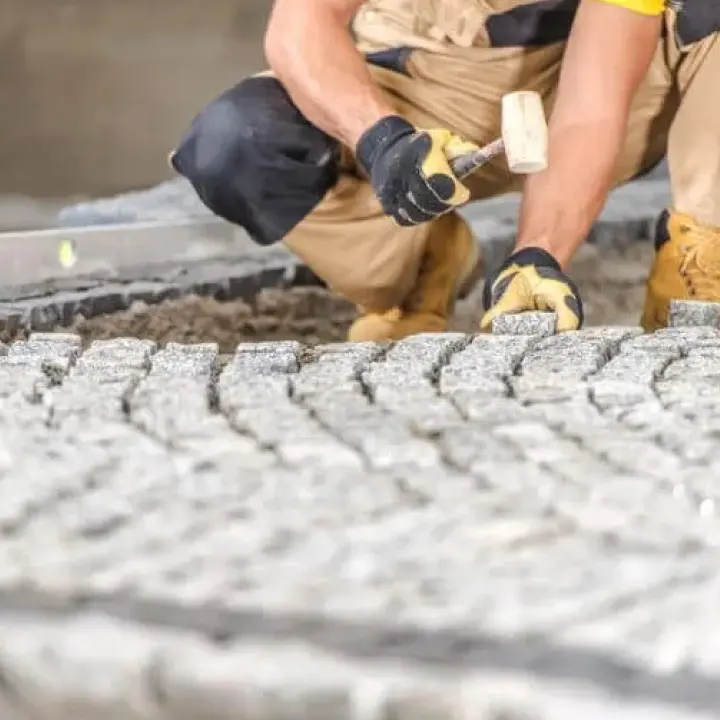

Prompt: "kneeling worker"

[170,0,720,337]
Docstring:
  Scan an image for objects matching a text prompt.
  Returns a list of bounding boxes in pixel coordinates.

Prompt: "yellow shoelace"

[678,222,720,299]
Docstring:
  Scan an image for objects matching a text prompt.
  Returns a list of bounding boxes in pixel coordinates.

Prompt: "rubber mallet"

[449,90,548,178]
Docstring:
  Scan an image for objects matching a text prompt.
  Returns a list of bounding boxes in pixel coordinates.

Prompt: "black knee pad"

[171,76,340,246]
[676,0,720,45]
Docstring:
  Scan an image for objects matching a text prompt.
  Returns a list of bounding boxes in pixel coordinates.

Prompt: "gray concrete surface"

[0,310,719,718]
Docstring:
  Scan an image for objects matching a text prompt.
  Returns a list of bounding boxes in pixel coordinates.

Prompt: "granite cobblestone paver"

[1,303,720,717]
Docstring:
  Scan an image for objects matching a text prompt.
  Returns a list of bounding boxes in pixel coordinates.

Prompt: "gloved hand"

[480,247,583,332]
[355,115,478,227]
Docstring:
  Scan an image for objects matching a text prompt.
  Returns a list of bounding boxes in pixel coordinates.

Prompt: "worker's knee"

[171,76,340,245]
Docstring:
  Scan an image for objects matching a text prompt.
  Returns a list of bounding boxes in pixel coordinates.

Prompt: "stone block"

[492,312,556,337]
[669,299,720,328]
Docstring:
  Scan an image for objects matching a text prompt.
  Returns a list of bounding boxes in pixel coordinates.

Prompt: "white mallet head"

[501,90,548,174]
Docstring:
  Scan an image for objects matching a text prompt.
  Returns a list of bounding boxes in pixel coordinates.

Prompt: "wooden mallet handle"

[449,137,505,179]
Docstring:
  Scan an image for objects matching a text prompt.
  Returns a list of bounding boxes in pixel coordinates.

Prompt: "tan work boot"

[642,210,720,332]
[347,213,483,342]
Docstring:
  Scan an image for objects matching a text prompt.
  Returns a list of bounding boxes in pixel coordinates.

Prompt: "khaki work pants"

[282,13,720,313]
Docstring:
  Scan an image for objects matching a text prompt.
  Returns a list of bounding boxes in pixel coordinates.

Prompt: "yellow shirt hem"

[594,0,665,16]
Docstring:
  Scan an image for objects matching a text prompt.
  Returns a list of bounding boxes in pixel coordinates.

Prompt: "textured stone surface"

[0,322,715,718]
[669,300,720,328]
[492,311,557,337]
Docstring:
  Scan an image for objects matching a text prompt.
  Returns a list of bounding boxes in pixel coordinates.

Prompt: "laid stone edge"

[489,301,720,336]
[0,612,710,720]
[0,253,320,336]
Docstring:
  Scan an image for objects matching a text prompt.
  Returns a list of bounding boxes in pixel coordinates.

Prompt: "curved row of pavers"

[0,302,719,719]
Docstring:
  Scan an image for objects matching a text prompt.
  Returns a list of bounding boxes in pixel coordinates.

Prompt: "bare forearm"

[265,0,394,147]
[515,109,628,268]
[515,0,662,268]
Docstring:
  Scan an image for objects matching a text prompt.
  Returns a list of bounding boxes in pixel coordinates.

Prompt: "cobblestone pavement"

[0,303,720,719]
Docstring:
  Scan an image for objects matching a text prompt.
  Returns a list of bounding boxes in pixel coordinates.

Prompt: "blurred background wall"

[0,0,270,198]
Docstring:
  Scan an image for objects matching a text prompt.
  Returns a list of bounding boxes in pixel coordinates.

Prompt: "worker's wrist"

[505,246,562,270]
[355,115,415,175]
[513,236,575,270]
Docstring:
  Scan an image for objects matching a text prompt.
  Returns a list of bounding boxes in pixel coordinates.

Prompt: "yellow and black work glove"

[480,247,583,332]
[356,115,477,226]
